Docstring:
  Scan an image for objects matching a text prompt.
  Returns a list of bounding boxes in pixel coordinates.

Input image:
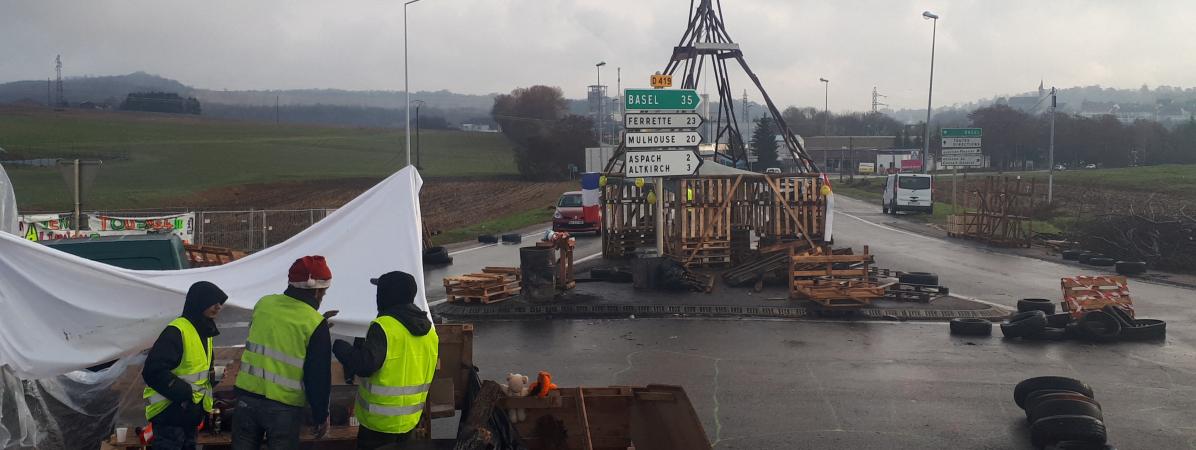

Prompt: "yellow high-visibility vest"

[235,294,325,407]
[355,316,439,434]
[143,317,213,420]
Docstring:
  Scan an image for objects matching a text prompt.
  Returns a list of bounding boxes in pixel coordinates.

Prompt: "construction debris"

[444,267,522,304]
[789,245,891,309]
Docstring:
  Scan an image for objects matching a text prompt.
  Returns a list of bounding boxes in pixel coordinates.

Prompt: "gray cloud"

[2,0,1194,111]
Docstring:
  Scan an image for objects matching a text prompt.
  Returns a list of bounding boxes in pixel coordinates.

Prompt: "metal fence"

[29,208,338,252]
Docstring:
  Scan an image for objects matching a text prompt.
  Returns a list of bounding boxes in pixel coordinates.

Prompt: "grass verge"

[431,207,554,246]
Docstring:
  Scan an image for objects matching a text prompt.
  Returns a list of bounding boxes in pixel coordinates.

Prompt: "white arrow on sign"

[625,131,702,148]
[624,150,702,177]
[624,112,704,129]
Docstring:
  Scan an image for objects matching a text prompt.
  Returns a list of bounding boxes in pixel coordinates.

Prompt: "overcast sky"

[3,0,1196,111]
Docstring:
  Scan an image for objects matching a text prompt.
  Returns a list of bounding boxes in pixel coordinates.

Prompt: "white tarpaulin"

[0,163,16,236]
[0,167,427,379]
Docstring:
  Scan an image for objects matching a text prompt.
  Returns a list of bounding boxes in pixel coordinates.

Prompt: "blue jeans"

[231,395,304,450]
[149,420,196,450]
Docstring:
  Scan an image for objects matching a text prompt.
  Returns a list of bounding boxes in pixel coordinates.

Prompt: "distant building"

[461,123,498,132]
[1077,99,1191,124]
[798,135,897,173]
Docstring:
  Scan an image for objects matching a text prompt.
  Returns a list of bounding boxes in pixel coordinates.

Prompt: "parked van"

[882,173,933,214]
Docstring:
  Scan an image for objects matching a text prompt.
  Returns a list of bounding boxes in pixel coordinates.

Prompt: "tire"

[1046,313,1073,328]
[477,234,498,244]
[1077,253,1101,264]
[1100,305,1135,328]
[1087,257,1116,267]
[1001,310,1048,338]
[1120,319,1166,341]
[1061,250,1083,260]
[1024,391,1098,416]
[500,233,522,244]
[1078,311,1122,342]
[1053,441,1117,450]
[949,318,992,336]
[1115,261,1147,275]
[1029,398,1104,424]
[1027,327,1069,341]
[899,272,939,286]
[1030,415,1107,448]
[1018,298,1057,314]
[1014,376,1095,409]
[422,246,452,265]
[590,267,614,280]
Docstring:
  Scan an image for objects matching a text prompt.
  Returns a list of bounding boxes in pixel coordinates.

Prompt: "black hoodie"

[141,281,227,427]
[333,271,432,378]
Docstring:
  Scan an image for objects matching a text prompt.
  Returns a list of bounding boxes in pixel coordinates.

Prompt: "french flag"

[581,172,601,224]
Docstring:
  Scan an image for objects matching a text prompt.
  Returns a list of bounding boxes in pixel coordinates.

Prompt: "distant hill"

[0,72,190,106]
[886,84,1196,124]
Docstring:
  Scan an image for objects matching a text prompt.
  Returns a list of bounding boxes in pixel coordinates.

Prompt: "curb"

[433,301,1010,322]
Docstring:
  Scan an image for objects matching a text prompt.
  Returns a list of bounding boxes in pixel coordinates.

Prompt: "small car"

[551,191,600,235]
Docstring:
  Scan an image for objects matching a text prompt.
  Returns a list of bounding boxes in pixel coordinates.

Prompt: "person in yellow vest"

[332,271,438,449]
[141,281,227,450]
[232,256,337,450]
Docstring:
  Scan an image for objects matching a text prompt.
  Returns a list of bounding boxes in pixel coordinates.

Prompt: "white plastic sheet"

[0,167,427,379]
[0,163,17,236]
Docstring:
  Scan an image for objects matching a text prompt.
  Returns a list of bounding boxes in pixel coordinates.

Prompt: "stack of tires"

[998,300,1166,342]
[999,299,1068,341]
[422,246,452,265]
[1060,249,1147,276]
[1014,376,1113,449]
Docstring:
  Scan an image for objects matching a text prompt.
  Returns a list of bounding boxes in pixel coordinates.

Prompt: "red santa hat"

[288,255,332,289]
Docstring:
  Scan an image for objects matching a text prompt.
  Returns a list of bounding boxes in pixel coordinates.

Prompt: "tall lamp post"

[413,100,425,168]
[1048,87,1056,203]
[596,61,606,145]
[921,10,939,173]
[404,0,425,167]
[819,77,829,172]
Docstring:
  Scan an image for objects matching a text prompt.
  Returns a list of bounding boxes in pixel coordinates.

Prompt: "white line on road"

[946,293,1013,311]
[836,210,936,242]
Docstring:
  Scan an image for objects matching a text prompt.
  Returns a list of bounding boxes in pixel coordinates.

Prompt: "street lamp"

[1048,87,1056,203]
[404,0,425,168]
[921,10,939,173]
[596,61,606,145]
[413,100,425,168]
[819,77,829,172]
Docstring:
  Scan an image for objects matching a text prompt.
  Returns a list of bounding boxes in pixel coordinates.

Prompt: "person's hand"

[323,310,340,328]
[312,416,330,439]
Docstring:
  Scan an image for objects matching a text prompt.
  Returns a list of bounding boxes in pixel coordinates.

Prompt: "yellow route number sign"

[651,74,673,89]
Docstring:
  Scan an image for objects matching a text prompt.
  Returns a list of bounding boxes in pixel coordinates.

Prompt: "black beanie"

[371,271,417,312]
[183,281,228,317]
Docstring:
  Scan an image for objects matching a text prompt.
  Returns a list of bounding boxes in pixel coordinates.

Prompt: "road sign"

[624,89,701,111]
[941,148,982,156]
[942,128,982,138]
[625,131,702,148]
[624,150,702,177]
[624,112,703,129]
[942,137,982,148]
[939,155,983,167]
[651,74,673,88]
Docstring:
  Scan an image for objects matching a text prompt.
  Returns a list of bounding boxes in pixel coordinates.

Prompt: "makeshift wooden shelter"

[947,176,1040,247]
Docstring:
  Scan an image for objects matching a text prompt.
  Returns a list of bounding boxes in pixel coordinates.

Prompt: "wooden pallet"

[444,268,522,304]
[184,244,242,267]
[1061,275,1134,319]
[789,246,886,307]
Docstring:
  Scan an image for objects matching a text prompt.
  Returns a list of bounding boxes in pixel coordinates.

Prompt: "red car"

[552,191,600,235]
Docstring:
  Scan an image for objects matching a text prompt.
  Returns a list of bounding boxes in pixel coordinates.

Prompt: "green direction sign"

[941,128,982,138]
[624,89,701,111]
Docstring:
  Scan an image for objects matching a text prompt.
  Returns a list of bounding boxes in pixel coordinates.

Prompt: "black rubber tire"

[1076,253,1101,264]
[1014,376,1095,409]
[1024,391,1098,416]
[949,318,992,336]
[1064,322,1085,339]
[1046,312,1073,328]
[898,272,939,286]
[1027,327,1069,341]
[1120,319,1166,341]
[1114,260,1147,275]
[1030,415,1107,448]
[477,234,498,244]
[590,267,614,280]
[1101,305,1135,328]
[422,246,452,265]
[1029,398,1104,424]
[1087,257,1116,267]
[1077,311,1122,342]
[1053,440,1117,450]
[1019,298,1057,314]
[1001,310,1048,338]
[1061,249,1083,260]
[500,233,522,244]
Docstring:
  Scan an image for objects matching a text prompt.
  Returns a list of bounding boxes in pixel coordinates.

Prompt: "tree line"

[120,92,201,114]
[491,85,596,180]
[964,104,1196,169]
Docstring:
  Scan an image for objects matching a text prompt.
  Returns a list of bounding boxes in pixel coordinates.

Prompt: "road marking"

[836,210,936,242]
[946,292,1013,311]
[224,321,251,328]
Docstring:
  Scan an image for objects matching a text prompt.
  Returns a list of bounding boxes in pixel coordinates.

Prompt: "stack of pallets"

[444,267,522,304]
[789,246,890,309]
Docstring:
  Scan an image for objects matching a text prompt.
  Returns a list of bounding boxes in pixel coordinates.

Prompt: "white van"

[882,173,933,214]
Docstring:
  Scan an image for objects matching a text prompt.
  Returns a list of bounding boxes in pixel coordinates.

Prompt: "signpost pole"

[73,159,80,233]
[655,177,664,255]
[952,167,958,214]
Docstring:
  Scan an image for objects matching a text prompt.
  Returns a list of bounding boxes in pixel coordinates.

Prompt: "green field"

[0,108,516,210]
[1019,164,1196,196]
